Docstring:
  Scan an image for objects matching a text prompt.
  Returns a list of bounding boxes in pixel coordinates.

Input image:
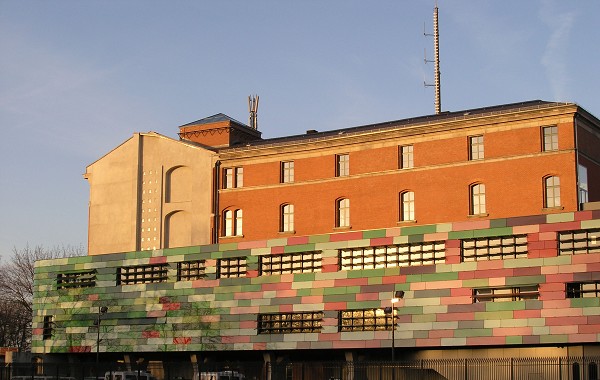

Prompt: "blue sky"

[1,1,599,259]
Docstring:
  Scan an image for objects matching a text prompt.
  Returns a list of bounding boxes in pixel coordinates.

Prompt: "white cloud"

[539,1,576,101]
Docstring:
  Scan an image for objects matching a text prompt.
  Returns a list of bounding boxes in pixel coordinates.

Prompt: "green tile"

[473,227,513,238]
[505,275,546,286]
[485,301,525,312]
[454,328,493,338]
[347,300,384,309]
[571,297,600,308]
[408,235,424,243]
[283,243,316,253]
[421,272,459,282]
[294,273,316,282]
[474,310,513,320]
[448,230,475,240]
[308,234,330,244]
[546,213,574,223]
[362,229,387,239]
[489,219,507,228]
[401,224,438,236]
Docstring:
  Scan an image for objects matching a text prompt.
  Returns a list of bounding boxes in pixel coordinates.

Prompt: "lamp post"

[384,291,404,361]
[95,306,108,373]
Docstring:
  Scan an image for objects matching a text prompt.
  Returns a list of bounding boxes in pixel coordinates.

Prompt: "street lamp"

[95,306,108,372]
[384,291,404,361]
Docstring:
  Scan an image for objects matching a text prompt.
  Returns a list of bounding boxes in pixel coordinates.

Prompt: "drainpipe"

[213,161,221,244]
[574,114,581,210]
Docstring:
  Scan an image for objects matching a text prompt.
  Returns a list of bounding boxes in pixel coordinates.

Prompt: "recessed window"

[340,241,445,271]
[399,145,414,169]
[336,198,350,227]
[217,257,247,278]
[117,264,169,285]
[336,154,349,177]
[280,204,294,232]
[400,191,415,221]
[544,176,561,208]
[470,183,486,215]
[56,270,96,289]
[566,282,600,298]
[177,260,206,281]
[469,135,484,160]
[578,164,588,205]
[258,312,323,334]
[223,209,243,237]
[542,126,558,152]
[461,235,528,262]
[43,315,54,340]
[339,308,393,332]
[281,161,294,183]
[260,251,322,275]
[223,167,243,189]
[558,229,600,255]
[473,286,539,303]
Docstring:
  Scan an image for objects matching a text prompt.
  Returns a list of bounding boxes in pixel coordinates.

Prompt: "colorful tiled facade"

[32,100,600,365]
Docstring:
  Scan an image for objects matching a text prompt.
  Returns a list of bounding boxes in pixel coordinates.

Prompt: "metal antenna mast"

[424,2,441,114]
[248,95,259,129]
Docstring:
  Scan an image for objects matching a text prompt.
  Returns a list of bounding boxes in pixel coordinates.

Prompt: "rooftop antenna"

[424,1,441,114]
[248,95,259,130]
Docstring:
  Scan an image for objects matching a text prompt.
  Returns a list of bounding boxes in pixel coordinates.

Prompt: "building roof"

[221,100,575,151]
[179,113,248,128]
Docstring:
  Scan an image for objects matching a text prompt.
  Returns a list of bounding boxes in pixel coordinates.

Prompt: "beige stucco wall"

[85,133,215,255]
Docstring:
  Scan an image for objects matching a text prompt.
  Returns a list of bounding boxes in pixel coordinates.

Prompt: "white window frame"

[470,183,486,215]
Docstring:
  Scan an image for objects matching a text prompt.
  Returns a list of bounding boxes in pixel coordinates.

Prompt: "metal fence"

[2,357,599,380]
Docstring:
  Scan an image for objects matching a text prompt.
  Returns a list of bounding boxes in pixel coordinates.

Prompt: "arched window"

[281,204,294,232]
[336,198,350,227]
[544,175,561,208]
[400,191,415,221]
[470,183,486,215]
[223,209,243,236]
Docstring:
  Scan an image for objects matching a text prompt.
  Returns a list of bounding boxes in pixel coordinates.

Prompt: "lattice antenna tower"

[424,2,442,114]
[248,95,259,130]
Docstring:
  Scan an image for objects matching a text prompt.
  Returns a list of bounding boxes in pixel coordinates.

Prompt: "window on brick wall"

[461,235,528,261]
[473,285,539,303]
[470,183,486,215]
[469,135,484,160]
[544,176,561,208]
[223,209,243,237]
[399,145,414,169]
[400,191,415,221]
[260,251,322,275]
[336,198,350,227]
[117,264,169,285]
[258,311,323,334]
[177,260,206,281]
[558,229,600,255]
[217,257,247,278]
[339,308,394,332]
[223,167,243,189]
[280,204,294,232]
[542,126,558,152]
[340,241,445,270]
[566,282,600,298]
[336,154,349,177]
[57,270,96,289]
[281,161,294,183]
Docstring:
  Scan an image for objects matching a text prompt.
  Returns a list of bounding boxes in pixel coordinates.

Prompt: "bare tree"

[0,244,86,351]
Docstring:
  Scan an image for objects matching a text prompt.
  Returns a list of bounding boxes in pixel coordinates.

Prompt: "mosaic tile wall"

[32,210,600,354]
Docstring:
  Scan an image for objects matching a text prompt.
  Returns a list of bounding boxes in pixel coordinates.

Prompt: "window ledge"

[542,206,564,212]
[220,235,244,239]
[334,226,351,231]
[397,220,417,225]
[468,213,489,218]
[278,231,296,235]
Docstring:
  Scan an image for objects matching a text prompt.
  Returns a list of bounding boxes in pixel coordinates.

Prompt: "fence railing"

[2,357,599,380]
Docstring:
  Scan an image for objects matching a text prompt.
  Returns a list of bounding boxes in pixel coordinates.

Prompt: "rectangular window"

[566,282,600,298]
[340,241,445,271]
[281,161,294,183]
[258,312,323,334]
[43,315,54,340]
[339,308,394,332]
[578,164,589,205]
[461,235,528,261]
[473,285,539,303]
[336,198,350,228]
[56,270,96,289]
[469,135,484,160]
[336,154,349,177]
[542,126,558,152]
[260,251,322,275]
[558,229,600,255]
[177,260,206,281]
[400,145,414,169]
[223,209,243,237]
[217,257,247,278]
[223,167,243,188]
[117,264,169,285]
